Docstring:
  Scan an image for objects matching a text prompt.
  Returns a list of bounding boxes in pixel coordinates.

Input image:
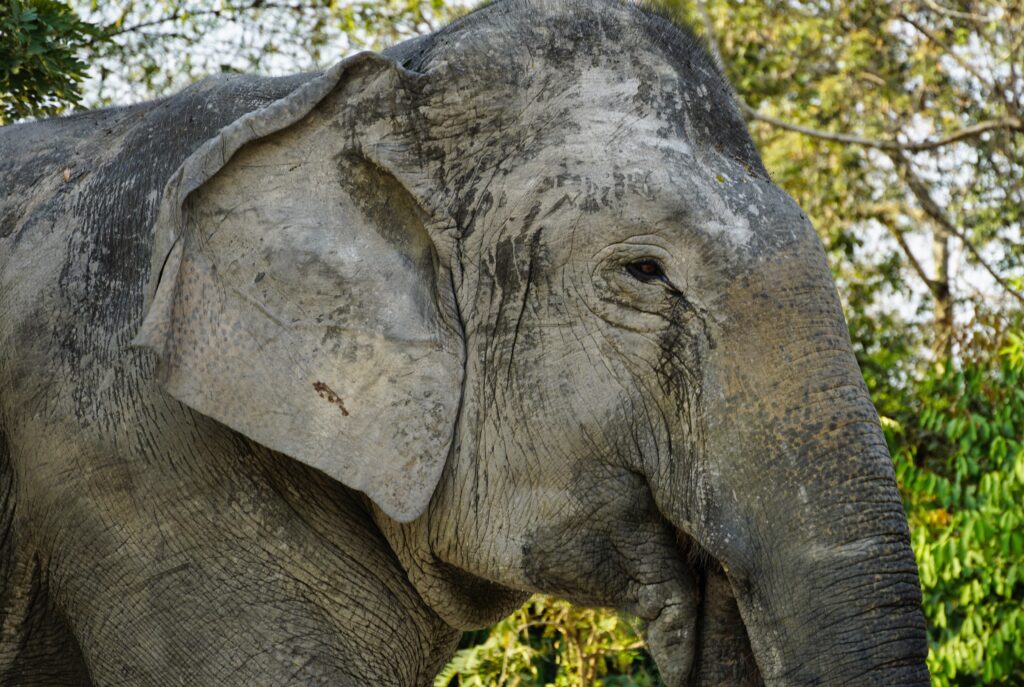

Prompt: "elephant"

[0,0,929,684]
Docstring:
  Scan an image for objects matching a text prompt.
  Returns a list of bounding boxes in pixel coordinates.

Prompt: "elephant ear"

[134,53,463,523]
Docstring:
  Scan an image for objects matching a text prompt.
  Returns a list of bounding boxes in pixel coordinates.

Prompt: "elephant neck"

[261,472,462,686]
[129,435,462,686]
[374,507,530,631]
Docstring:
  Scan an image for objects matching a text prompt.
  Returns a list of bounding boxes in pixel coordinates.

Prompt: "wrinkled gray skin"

[0,1,929,685]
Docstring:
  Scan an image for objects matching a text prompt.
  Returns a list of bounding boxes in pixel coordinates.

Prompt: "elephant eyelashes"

[626,259,667,284]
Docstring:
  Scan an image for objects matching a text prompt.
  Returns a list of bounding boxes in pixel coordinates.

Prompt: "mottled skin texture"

[0,1,928,685]
[0,73,456,686]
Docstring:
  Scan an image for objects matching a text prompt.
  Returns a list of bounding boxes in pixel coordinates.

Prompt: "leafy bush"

[889,326,1024,685]
[0,0,98,123]
[436,597,657,687]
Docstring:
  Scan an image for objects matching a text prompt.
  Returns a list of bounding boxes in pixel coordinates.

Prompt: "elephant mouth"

[651,532,765,687]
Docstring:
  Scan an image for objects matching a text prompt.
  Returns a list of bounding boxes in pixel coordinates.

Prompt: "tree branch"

[889,152,1024,307]
[877,215,940,295]
[95,2,317,41]
[899,11,1021,119]
[739,101,1022,152]
[693,3,1024,151]
[919,0,993,25]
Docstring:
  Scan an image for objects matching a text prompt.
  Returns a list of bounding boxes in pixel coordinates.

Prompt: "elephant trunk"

[721,418,929,686]
[660,376,929,686]
[648,238,929,685]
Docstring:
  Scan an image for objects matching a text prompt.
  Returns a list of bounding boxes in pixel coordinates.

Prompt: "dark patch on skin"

[580,195,601,213]
[543,193,573,218]
[689,564,764,687]
[504,227,543,386]
[653,290,714,444]
[333,152,441,324]
[522,202,542,230]
[313,381,350,416]
[402,0,768,214]
[493,236,520,294]
[519,468,658,604]
[476,191,495,226]
[634,11,765,176]
[521,528,633,602]
[452,185,479,238]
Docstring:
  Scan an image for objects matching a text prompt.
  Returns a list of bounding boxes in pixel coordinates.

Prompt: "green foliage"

[0,0,99,123]
[887,320,1024,686]
[436,597,657,687]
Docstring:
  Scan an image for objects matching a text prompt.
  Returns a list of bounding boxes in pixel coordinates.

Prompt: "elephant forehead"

[503,121,804,260]
[513,57,749,165]
[419,0,763,175]
[470,64,803,253]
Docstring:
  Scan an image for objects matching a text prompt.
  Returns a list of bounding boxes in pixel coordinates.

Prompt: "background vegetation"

[2,0,1021,684]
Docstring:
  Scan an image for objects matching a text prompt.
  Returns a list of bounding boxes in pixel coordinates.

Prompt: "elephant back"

[0,72,315,427]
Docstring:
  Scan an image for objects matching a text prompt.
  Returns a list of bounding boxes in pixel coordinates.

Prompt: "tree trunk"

[931,226,953,359]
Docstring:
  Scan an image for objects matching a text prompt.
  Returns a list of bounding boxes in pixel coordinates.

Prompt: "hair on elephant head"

[131,0,929,685]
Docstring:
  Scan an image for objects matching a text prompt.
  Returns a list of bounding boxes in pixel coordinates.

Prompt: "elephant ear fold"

[134,52,463,523]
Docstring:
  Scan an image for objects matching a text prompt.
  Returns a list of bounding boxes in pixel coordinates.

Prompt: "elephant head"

[136,0,929,684]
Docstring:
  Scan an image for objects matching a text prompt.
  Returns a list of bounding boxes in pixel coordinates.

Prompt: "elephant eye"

[626,259,667,283]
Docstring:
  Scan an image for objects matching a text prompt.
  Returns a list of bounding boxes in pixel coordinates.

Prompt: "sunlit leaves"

[436,597,656,687]
[889,325,1024,686]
